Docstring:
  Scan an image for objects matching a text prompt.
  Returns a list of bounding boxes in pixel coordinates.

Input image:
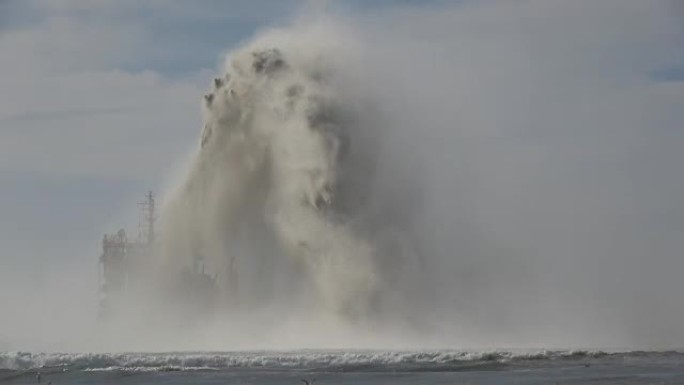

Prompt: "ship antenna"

[137,190,156,244]
[146,190,155,244]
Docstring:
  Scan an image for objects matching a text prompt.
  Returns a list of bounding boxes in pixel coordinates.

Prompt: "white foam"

[0,350,615,371]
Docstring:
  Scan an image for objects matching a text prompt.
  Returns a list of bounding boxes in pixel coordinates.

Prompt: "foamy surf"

[0,349,657,372]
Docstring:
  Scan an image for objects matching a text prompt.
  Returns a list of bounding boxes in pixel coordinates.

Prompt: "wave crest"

[1,350,652,372]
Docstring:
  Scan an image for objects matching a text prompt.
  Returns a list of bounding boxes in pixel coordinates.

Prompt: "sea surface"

[2,350,684,384]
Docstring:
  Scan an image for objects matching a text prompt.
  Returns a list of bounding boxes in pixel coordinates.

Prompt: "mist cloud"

[1,0,683,351]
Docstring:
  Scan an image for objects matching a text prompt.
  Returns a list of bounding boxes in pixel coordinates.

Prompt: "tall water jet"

[157,24,408,325]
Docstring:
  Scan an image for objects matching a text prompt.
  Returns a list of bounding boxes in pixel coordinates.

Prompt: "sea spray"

[157,24,405,322]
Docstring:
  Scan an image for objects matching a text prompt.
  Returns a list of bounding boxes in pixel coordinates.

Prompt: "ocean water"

[2,350,684,384]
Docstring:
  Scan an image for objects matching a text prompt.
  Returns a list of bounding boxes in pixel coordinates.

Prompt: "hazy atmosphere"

[1,0,684,357]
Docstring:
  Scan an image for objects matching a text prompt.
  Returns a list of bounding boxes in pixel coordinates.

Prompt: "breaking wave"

[3,350,672,372]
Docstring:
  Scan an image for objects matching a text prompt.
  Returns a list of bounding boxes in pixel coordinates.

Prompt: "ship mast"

[138,190,156,244]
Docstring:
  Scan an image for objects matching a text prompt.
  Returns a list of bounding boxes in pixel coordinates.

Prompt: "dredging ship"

[98,192,217,320]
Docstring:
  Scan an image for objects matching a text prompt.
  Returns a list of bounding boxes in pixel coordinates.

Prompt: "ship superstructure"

[98,192,216,320]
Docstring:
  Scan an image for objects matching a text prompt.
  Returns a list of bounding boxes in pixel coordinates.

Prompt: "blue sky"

[1,0,684,348]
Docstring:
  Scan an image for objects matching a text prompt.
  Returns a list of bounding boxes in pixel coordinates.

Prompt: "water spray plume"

[157,22,420,332]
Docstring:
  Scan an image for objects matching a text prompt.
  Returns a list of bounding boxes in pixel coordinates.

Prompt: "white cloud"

[0,8,209,180]
[0,0,307,179]
[0,69,205,179]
